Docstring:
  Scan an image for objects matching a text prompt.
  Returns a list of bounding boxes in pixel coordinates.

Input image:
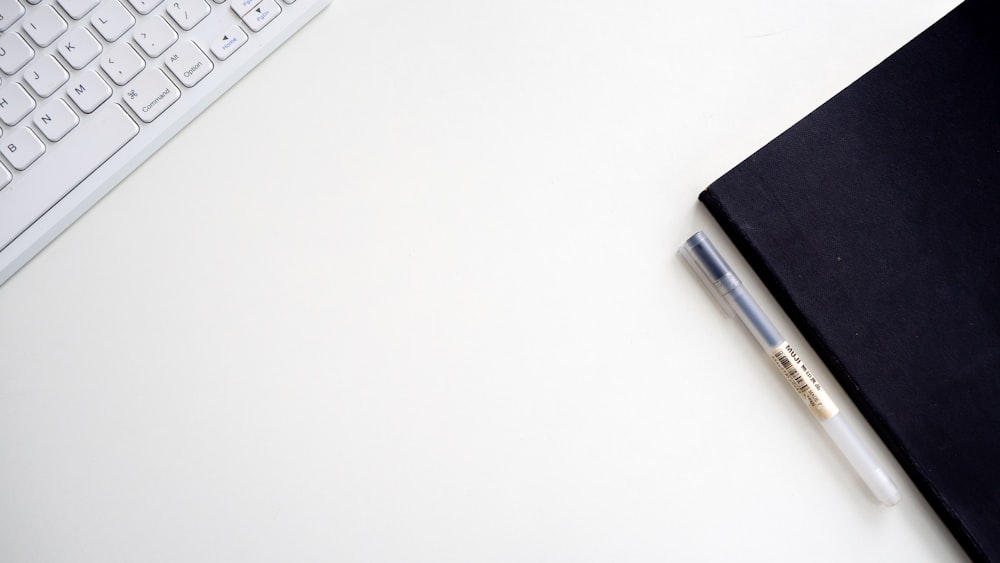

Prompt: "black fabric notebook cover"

[700,1,1000,561]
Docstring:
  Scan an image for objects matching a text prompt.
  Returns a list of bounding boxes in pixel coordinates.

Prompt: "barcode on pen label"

[769,341,840,420]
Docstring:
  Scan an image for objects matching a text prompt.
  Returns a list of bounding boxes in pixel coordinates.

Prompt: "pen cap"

[679,231,742,316]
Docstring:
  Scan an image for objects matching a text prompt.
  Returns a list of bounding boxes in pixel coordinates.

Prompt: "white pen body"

[682,231,901,506]
[822,413,901,506]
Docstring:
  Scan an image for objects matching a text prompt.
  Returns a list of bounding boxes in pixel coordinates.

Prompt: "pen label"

[769,341,840,420]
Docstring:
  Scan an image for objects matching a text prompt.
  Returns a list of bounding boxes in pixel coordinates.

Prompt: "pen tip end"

[872,470,901,507]
[881,490,902,507]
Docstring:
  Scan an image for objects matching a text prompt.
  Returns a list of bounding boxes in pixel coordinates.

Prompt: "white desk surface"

[0,1,971,561]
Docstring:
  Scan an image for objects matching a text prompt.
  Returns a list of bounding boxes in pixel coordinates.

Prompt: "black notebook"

[700,1,1000,561]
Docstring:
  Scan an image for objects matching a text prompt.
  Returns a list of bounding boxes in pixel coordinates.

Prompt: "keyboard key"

[166,0,209,31]
[67,69,112,113]
[0,86,34,129]
[23,55,69,98]
[56,0,99,19]
[230,0,260,17]
[0,0,25,32]
[57,27,102,70]
[165,40,213,87]
[126,0,163,15]
[90,0,134,42]
[2,126,45,170]
[21,4,67,47]
[0,163,10,190]
[0,103,138,248]
[134,15,177,58]
[242,0,279,32]
[0,32,34,75]
[101,43,145,86]
[33,97,79,141]
[123,68,180,122]
[210,25,247,61]
[0,82,35,126]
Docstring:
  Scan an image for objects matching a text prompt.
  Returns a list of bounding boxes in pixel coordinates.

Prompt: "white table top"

[0,1,971,561]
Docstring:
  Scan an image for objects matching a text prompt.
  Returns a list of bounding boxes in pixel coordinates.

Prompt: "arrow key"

[242,0,280,32]
[101,42,145,85]
[210,24,247,61]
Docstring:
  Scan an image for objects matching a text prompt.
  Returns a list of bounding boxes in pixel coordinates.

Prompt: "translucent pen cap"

[679,231,742,317]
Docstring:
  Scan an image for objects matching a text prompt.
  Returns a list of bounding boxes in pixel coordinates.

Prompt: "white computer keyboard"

[0,0,330,284]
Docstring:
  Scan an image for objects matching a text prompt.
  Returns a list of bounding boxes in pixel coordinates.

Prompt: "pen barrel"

[726,286,784,349]
[821,413,901,506]
[683,231,900,507]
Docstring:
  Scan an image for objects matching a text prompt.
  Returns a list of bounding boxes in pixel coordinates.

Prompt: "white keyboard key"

[166,0,209,31]
[0,0,25,32]
[242,0,279,32]
[90,0,134,42]
[134,15,177,58]
[0,32,34,74]
[67,69,112,113]
[230,0,259,17]
[33,97,79,141]
[123,68,180,122]
[0,163,10,190]
[56,0,99,19]
[210,25,247,61]
[21,4,67,47]
[0,82,35,126]
[165,40,213,87]
[2,127,45,170]
[0,103,138,248]
[101,43,145,86]
[57,27,102,70]
[23,55,69,98]
[126,0,162,15]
